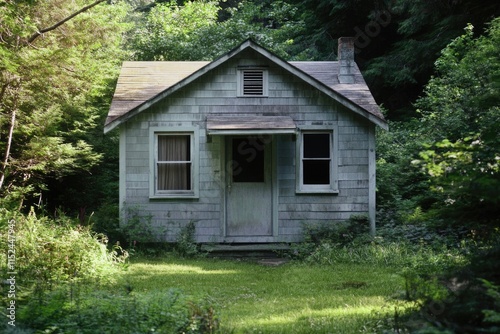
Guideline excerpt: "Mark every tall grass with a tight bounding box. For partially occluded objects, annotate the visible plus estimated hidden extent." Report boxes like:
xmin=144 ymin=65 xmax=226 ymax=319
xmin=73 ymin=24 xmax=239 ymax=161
xmin=0 ymin=208 xmax=218 ymax=333
xmin=0 ymin=208 xmax=127 ymax=287
xmin=15 ymin=282 xmax=217 ymax=334
xmin=304 ymin=240 xmax=469 ymax=270
xmin=295 ymin=218 xmax=473 ymax=272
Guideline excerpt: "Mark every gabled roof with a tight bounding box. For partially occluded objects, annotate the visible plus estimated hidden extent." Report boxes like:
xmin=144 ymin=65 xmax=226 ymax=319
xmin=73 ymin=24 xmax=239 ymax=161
xmin=104 ymin=39 xmax=387 ymax=133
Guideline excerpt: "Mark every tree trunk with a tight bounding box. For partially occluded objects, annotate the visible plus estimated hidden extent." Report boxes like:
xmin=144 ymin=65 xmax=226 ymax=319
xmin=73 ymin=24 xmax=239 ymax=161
xmin=0 ymin=108 xmax=16 ymax=191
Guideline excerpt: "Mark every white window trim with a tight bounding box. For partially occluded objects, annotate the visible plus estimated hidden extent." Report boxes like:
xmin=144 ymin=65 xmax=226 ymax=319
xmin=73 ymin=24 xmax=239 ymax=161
xmin=149 ymin=127 xmax=199 ymax=199
xmin=237 ymin=68 xmax=269 ymax=97
xmin=296 ymin=126 xmax=339 ymax=194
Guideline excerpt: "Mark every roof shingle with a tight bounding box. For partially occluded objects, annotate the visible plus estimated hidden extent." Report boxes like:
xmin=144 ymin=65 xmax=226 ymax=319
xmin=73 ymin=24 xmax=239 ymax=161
xmin=105 ymin=41 xmax=386 ymax=132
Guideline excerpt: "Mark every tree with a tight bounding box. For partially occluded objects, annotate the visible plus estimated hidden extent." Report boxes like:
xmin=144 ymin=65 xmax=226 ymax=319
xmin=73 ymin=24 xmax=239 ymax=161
xmin=412 ymin=18 xmax=500 ymax=225
xmin=365 ymin=0 xmax=500 ymax=119
xmin=128 ymin=0 xmax=306 ymax=61
xmin=129 ymin=0 xmax=221 ymax=61
xmin=285 ymin=0 xmax=499 ymax=119
xmin=0 ymin=0 xmax=131 ymax=208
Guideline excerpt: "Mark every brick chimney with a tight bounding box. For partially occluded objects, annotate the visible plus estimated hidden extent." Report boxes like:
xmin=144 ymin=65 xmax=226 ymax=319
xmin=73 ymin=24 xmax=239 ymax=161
xmin=337 ymin=37 xmax=355 ymax=84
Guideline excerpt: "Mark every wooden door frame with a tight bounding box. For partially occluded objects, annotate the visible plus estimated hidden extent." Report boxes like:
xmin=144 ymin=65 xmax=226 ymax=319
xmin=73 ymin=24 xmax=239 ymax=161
xmin=220 ymin=135 xmax=278 ymax=242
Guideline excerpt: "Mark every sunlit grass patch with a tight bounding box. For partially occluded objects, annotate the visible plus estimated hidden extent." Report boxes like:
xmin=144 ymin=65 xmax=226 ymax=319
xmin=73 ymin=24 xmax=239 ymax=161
xmin=123 ymin=256 xmax=404 ymax=333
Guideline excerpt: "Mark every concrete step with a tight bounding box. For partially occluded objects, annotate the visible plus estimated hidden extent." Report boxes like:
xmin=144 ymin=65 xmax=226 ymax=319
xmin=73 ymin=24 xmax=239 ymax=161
xmin=201 ymin=243 xmax=290 ymax=259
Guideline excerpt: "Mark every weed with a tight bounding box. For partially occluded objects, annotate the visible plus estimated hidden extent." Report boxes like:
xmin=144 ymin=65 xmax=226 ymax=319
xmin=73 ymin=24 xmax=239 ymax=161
xmin=289 ymin=215 xmax=370 ymax=260
xmin=301 ymin=215 xmax=370 ymax=247
xmin=175 ymin=220 xmax=200 ymax=258
xmin=188 ymin=299 xmax=219 ymax=333
xmin=10 ymin=281 xmax=218 ymax=333
xmin=120 ymin=204 xmax=157 ymax=249
xmin=0 ymin=207 xmax=127 ymax=290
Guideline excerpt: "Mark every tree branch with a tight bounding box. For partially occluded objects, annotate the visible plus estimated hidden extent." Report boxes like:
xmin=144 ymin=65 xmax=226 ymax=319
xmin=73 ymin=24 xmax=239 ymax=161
xmin=27 ymin=0 xmax=108 ymax=44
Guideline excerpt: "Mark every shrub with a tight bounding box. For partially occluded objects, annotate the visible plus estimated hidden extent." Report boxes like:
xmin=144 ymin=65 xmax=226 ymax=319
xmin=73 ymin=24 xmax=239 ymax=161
xmin=91 ymin=202 xmax=122 ymax=245
xmin=0 ymin=208 xmax=127 ymax=289
xmin=293 ymin=214 xmax=472 ymax=272
xmin=374 ymin=236 xmax=500 ymax=333
xmin=120 ymin=204 xmax=158 ymax=250
xmin=302 ymin=215 xmax=369 ymax=245
xmin=175 ymin=221 xmax=200 ymax=258
xmin=0 ymin=207 xmax=218 ymax=334
xmin=289 ymin=215 xmax=371 ymax=259
xmin=11 ymin=283 xmax=218 ymax=333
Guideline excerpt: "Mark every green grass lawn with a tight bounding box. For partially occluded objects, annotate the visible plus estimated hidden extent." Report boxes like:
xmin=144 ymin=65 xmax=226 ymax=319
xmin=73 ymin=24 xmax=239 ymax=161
xmin=122 ymin=256 xmax=404 ymax=333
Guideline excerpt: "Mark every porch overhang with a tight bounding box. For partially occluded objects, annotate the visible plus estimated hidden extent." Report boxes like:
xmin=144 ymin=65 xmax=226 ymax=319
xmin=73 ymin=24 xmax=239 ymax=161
xmin=206 ymin=116 xmax=296 ymax=135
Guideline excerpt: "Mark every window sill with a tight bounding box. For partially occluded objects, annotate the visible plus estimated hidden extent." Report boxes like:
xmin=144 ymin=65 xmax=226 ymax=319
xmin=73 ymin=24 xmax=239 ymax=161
xmin=150 ymin=192 xmax=198 ymax=200
xmin=236 ymin=95 xmax=269 ymax=98
xmin=295 ymin=188 xmax=339 ymax=195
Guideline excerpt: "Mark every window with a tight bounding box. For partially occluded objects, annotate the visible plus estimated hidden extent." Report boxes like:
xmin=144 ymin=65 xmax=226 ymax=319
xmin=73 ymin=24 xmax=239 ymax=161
xmin=150 ymin=128 xmax=198 ymax=198
xmin=231 ymin=137 xmax=266 ymax=183
xmin=157 ymin=135 xmax=191 ymax=191
xmin=296 ymin=130 xmax=338 ymax=193
xmin=237 ymin=69 xmax=268 ymax=97
xmin=302 ymin=133 xmax=330 ymax=185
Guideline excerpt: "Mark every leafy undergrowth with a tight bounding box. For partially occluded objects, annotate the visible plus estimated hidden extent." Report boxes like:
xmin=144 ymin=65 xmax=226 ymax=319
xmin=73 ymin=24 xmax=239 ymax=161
xmin=11 ymin=281 xmax=217 ymax=334
xmin=0 ymin=209 xmax=217 ymax=334
xmin=124 ymin=256 xmax=405 ymax=333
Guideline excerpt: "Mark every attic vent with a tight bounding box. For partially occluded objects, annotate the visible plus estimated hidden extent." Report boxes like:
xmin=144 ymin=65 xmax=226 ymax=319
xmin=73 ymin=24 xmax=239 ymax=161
xmin=238 ymin=69 xmax=268 ymax=97
xmin=243 ymin=70 xmax=263 ymax=95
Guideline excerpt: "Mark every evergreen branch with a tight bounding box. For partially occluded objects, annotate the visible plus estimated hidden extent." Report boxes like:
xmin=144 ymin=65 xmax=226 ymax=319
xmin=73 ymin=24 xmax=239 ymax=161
xmin=27 ymin=0 xmax=108 ymax=44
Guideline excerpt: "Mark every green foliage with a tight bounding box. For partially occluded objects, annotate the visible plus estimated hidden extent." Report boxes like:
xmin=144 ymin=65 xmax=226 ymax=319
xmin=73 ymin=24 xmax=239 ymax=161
xmin=119 ymin=204 xmax=162 ymax=252
xmin=0 ymin=205 xmax=215 ymax=333
xmin=0 ymin=207 xmax=128 ymax=290
xmin=12 ymin=283 xmax=218 ymax=333
xmin=208 ymin=0 xmax=306 ymax=59
xmin=0 ymin=0 xmax=132 ymax=208
xmin=482 ymin=279 xmax=500 ymax=327
xmin=285 ymin=0 xmax=499 ymax=117
xmin=129 ymin=0 xmax=220 ymax=61
xmin=413 ymin=18 xmax=500 ymax=225
xmin=175 ymin=220 xmax=200 ymax=258
xmin=375 ymin=17 xmax=500 ymax=236
xmin=290 ymin=215 xmax=370 ymax=259
xmin=370 ymin=0 xmax=499 ymax=117
xmin=128 ymin=0 xmax=306 ymax=61
xmin=302 ymin=235 xmax=469 ymax=271
xmin=304 ymin=215 xmax=369 ymax=245
xmin=390 ymin=239 xmax=500 ymax=333
xmin=91 ymin=202 xmax=121 ymax=244
xmin=375 ymin=120 xmax=436 ymax=224
xmin=295 ymin=221 xmax=499 ymax=333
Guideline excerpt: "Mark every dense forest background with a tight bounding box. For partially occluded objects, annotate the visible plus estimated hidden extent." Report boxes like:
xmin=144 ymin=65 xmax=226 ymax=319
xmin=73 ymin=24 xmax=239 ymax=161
xmin=1 ymin=0 xmax=499 ymax=232
xmin=1 ymin=1 xmax=499 ymax=332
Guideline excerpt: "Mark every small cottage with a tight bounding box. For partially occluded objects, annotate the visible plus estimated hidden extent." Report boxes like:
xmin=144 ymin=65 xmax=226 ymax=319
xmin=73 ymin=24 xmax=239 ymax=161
xmin=104 ymin=38 xmax=387 ymax=243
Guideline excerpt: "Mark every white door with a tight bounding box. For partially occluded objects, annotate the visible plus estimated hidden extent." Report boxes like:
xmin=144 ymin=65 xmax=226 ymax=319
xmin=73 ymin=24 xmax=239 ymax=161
xmin=226 ymin=136 xmax=273 ymax=236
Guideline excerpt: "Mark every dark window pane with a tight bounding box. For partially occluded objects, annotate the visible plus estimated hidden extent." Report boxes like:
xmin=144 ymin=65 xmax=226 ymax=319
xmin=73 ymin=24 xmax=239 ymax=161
xmin=232 ymin=138 xmax=265 ymax=182
xmin=304 ymin=133 xmax=330 ymax=158
xmin=303 ymin=160 xmax=330 ymax=185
